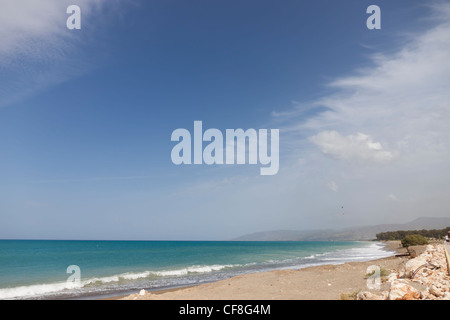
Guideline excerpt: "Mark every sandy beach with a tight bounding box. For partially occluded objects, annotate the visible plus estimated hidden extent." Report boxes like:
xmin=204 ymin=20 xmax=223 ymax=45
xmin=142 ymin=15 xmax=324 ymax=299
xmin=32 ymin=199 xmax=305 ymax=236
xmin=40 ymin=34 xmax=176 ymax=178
xmin=119 ymin=241 xmax=433 ymax=300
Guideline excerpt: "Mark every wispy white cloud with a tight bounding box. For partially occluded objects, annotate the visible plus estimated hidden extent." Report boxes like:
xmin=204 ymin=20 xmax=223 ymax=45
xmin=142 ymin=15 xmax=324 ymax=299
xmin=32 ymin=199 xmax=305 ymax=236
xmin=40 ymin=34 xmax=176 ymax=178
xmin=0 ymin=0 xmax=108 ymax=57
xmin=387 ymin=194 xmax=398 ymax=201
xmin=0 ymin=0 xmax=113 ymax=107
xmin=277 ymin=3 xmax=450 ymax=167
xmin=326 ymin=181 xmax=338 ymax=192
xmin=310 ymin=131 xmax=397 ymax=164
xmin=31 ymin=174 xmax=160 ymax=184
xmin=262 ymin=2 xmax=450 ymax=226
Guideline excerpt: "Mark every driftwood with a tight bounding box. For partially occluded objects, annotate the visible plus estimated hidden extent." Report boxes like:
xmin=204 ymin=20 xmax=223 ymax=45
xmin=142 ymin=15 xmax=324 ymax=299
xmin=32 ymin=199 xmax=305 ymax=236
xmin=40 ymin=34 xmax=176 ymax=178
xmin=410 ymin=262 xmax=439 ymax=280
xmin=395 ymin=247 xmax=416 ymax=258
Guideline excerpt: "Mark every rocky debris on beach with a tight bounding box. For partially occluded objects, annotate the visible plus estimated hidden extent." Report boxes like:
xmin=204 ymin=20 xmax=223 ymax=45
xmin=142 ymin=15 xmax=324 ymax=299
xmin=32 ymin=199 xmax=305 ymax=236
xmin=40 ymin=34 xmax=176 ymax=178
xmin=122 ymin=289 xmax=151 ymax=300
xmin=139 ymin=289 xmax=148 ymax=296
xmin=357 ymin=244 xmax=450 ymax=300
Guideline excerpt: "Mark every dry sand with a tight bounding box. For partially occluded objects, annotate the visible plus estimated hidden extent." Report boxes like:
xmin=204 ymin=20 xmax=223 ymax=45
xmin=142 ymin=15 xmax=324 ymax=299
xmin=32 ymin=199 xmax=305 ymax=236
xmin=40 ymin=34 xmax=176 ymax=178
xmin=119 ymin=241 xmax=426 ymax=300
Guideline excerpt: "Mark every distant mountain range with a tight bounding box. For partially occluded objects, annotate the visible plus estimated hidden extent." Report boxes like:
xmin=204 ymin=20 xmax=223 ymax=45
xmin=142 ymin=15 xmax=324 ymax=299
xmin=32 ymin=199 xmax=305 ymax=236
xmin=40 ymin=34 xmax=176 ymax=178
xmin=232 ymin=217 xmax=450 ymax=241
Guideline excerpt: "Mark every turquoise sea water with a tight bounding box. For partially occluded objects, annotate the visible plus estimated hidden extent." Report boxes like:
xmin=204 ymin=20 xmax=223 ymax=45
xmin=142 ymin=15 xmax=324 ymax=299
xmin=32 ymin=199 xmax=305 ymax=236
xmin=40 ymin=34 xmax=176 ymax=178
xmin=0 ymin=240 xmax=394 ymax=299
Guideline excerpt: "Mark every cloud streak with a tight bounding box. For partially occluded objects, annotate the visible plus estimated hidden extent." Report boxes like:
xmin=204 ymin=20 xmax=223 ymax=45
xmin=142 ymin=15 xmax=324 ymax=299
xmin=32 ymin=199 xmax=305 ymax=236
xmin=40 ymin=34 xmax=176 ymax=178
xmin=0 ymin=0 xmax=108 ymax=57
xmin=30 ymin=174 xmax=161 ymax=184
xmin=277 ymin=3 xmax=450 ymax=167
xmin=310 ymin=131 xmax=397 ymax=164
xmin=261 ymin=1 xmax=450 ymax=226
xmin=0 ymin=0 xmax=112 ymax=107
xmin=326 ymin=181 xmax=338 ymax=192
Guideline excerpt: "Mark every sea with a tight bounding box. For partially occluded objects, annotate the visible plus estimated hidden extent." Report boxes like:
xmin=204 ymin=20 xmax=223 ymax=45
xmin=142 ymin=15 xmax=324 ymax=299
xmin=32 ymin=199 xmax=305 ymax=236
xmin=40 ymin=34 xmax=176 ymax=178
xmin=0 ymin=240 xmax=395 ymax=300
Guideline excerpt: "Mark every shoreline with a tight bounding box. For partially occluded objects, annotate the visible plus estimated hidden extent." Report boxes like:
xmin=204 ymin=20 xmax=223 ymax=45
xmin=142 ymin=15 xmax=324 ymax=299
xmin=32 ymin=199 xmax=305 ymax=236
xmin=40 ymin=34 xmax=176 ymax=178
xmin=116 ymin=241 xmax=412 ymax=300
xmin=1 ymin=240 xmax=393 ymax=300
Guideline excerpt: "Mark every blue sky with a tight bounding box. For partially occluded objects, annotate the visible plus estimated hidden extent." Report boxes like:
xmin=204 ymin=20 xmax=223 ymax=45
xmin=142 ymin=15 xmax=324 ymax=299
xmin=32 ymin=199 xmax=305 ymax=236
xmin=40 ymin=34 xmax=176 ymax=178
xmin=1 ymin=0 xmax=449 ymax=240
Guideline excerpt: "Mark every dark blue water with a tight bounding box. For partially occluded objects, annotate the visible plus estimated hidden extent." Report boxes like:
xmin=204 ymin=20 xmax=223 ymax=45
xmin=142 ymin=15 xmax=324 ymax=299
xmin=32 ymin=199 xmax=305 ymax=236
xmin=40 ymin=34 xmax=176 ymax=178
xmin=0 ymin=240 xmax=394 ymax=299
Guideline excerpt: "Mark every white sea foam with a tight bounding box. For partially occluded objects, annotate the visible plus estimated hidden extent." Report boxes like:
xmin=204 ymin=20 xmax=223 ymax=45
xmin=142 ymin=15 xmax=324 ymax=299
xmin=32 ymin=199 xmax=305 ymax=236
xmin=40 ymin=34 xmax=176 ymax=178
xmin=0 ymin=281 xmax=82 ymax=300
xmin=121 ymin=271 xmax=151 ymax=280
xmin=298 ymin=242 xmax=394 ymax=266
xmin=0 ymin=264 xmax=238 ymax=300
xmin=152 ymin=264 xmax=235 ymax=277
xmin=83 ymin=275 xmax=120 ymax=285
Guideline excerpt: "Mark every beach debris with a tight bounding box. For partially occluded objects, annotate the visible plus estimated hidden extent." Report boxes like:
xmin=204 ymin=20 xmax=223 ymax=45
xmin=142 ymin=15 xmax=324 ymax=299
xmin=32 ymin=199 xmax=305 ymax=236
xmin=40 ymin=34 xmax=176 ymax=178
xmin=405 ymin=258 xmax=427 ymax=277
xmin=386 ymin=273 xmax=398 ymax=283
xmin=388 ymin=280 xmax=420 ymax=300
xmin=139 ymin=289 xmax=148 ymax=296
xmin=357 ymin=244 xmax=450 ymax=300
xmin=356 ymin=291 xmax=386 ymax=300
xmin=429 ymin=285 xmax=444 ymax=297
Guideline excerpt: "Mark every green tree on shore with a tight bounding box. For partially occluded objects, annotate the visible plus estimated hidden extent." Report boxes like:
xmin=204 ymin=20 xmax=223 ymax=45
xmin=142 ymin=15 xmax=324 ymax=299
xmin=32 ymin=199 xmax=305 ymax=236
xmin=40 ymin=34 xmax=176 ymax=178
xmin=401 ymin=234 xmax=428 ymax=247
xmin=376 ymin=227 xmax=450 ymax=241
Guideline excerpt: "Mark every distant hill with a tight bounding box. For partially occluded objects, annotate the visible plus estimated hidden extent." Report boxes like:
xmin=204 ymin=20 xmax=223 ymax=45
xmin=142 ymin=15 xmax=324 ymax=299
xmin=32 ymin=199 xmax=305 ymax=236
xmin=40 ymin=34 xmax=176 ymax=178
xmin=233 ymin=217 xmax=450 ymax=241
